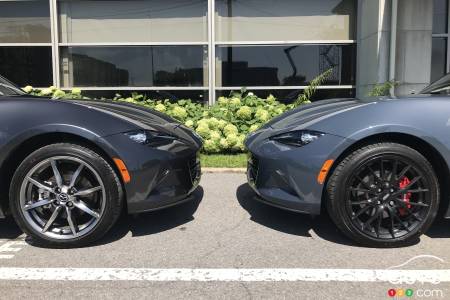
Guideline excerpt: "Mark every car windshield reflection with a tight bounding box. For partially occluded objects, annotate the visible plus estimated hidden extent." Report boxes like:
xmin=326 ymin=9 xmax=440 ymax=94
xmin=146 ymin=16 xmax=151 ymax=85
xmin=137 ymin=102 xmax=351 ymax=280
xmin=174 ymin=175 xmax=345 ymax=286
xmin=421 ymin=73 xmax=450 ymax=94
xmin=0 ymin=75 xmax=25 ymax=96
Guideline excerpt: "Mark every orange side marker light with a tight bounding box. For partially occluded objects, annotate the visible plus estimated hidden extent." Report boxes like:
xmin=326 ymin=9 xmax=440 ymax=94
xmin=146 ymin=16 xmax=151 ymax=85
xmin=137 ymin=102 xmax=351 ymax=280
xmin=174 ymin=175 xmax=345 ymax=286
xmin=317 ymin=159 xmax=334 ymax=184
xmin=113 ymin=158 xmax=131 ymax=183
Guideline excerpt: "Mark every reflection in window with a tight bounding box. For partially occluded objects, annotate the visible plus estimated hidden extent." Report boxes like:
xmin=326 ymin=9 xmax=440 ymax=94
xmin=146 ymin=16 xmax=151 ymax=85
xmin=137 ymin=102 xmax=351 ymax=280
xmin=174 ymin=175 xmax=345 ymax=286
xmin=216 ymin=44 xmax=356 ymax=87
xmin=433 ymin=0 xmax=448 ymax=34
xmin=216 ymin=0 xmax=356 ymax=42
xmin=81 ymin=90 xmax=207 ymax=103
xmin=59 ymin=0 xmax=208 ymax=43
xmin=217 ymin=89 xmax=355 ymax=103
xmin=0 ymin=47 xmax=52 ymax=87
xmin=60 ymin=46 xmax=208 ymax=87
xmin=431 ymin=38 xmax=447 ymax=82
xmin=0 ymin=0 xmax=51 ymax=43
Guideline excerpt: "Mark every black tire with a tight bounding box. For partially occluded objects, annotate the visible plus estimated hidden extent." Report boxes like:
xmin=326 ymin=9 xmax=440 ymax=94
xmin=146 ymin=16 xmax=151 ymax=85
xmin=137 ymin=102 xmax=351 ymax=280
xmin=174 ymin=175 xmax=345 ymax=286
xmin=327 ymin=142 xmax=439 ymax=247
xmin=9 ymin=143 xmax=123 ymax=248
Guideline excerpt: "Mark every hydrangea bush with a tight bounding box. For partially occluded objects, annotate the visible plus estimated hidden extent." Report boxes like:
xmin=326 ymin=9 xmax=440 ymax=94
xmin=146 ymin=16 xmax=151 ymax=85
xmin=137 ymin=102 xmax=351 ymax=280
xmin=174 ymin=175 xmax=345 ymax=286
xmin=23 ymin=87 xmax=305 ymax=154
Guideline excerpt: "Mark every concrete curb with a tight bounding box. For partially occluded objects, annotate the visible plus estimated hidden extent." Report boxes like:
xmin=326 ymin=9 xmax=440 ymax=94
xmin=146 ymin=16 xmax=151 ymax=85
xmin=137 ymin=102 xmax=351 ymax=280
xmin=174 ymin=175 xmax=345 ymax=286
xmin=202 ymin=168 xmax=246 ymax=174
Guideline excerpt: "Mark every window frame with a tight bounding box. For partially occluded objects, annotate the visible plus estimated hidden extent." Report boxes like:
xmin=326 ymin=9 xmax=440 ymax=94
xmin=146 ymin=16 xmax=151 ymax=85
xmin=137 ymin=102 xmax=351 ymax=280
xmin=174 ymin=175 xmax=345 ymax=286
xmin=1 ymin=0 xmax=357 ymax=103
xmin=432 ymin=0 xmax=450 ymax=80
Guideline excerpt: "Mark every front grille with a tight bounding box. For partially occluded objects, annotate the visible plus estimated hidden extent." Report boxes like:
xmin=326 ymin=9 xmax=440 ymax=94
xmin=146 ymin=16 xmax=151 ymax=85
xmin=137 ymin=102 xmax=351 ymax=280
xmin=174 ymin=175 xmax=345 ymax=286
xmin=188 ymin=154 xmax=201 ymax=185
xmin=247 ymin=154 xmax=259 ymax=183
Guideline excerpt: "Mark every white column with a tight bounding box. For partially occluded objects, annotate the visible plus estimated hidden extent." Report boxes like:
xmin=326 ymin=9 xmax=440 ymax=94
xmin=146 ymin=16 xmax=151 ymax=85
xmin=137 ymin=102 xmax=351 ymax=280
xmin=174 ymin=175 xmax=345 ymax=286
xmin=394 ymin=0 xmax=433 ymax=95
xmin=207 ymin=0 xmax=216 ymax=105
xmin=356 ymin=0 xmax=391 ymax=98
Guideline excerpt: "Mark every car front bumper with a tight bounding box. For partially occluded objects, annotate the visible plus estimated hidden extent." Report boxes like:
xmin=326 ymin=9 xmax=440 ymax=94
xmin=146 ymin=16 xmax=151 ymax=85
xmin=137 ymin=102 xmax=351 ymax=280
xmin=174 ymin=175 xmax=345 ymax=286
xmin=246 ymin=132 xmax=349 ymax=215
xmin=104 ymin=133 xmax=201 ymax=214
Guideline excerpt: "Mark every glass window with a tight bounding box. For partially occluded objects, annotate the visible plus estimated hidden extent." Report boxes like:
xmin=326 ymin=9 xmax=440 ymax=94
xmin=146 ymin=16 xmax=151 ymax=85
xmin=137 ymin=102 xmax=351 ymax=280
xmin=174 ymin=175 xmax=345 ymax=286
xmin=82 ymin=90 xmax=207 ymax=103
xmin=433 ymin=0 xmax=448 ymax=34
xmin=60 ymin=46 xmax=208 ymax=87
xmin=217 ymin=89 xmax=355 ymax=104
xmin=215 ymin=0 xmax=356 ymax=42
xmin=431 ymin=38 xmax=447 ymax=82
xmin=216 ymin=44 xmax=356 ymax=87
xmin=0 ymin=0 xmax=51 ymax=43
xmin=0 ymin=47 xmax=52 ymax=87
xmin=58 ymin=0 xmax=208 ymax=43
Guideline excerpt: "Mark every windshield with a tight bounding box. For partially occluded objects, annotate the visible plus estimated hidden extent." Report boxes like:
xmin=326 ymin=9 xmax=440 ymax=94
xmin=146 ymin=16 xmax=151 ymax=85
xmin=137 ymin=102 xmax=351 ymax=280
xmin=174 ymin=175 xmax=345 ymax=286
xmin=0 ymin=75 xmax=25 ymax=96
xmin=421 ymin=73 xmax=450 ymax=94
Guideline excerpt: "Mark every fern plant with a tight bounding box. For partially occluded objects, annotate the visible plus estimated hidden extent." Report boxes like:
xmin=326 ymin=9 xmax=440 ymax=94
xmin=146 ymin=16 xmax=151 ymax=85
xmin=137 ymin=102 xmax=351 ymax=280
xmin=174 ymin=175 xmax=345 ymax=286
xmin=294 ymin=68 xmax=333 ymax=107
xmin=368 ymin=81 xmax=399 ymax=97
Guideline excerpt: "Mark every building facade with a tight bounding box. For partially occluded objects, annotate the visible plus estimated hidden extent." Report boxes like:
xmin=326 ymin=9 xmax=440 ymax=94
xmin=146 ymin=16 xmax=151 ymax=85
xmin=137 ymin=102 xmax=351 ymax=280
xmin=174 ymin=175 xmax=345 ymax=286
xmin=0 ymin=0 xmax=445 ymax=103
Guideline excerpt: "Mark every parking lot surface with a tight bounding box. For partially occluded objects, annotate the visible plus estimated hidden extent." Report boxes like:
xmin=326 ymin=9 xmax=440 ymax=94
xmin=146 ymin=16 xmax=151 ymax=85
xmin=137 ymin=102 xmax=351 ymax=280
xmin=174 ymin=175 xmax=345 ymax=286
xmin=0 ymin=173 xmax=449 ymax=299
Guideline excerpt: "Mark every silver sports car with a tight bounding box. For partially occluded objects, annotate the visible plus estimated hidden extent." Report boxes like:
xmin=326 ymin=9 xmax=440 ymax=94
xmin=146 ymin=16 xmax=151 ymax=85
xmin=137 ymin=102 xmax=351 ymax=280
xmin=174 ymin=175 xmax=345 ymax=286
xmin=246 ymin=74 xmax=450 ymax=247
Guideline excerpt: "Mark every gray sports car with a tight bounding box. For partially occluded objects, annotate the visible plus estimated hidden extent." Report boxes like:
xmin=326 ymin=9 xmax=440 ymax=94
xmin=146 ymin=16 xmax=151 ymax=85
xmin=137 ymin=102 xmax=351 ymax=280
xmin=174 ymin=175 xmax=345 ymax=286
xmin=246 ymin=74 xmax=450 ymax=247
xmin=0 ymin=75 xmax=202 ymax=247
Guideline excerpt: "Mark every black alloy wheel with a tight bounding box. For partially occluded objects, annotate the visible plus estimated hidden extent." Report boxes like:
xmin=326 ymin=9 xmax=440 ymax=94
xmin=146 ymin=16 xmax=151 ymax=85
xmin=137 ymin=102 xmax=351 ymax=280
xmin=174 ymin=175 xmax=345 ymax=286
xmin=327 ymin=143 xmax=439 ymax=247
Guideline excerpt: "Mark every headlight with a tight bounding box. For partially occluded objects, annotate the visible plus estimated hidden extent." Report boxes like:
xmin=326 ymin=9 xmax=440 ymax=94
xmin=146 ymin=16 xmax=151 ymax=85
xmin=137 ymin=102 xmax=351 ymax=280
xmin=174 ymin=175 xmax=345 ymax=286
xmin=125 ymin=130 xmax=176 ymax=147
xmin=270 ymin=130 xmax=324 ymax=147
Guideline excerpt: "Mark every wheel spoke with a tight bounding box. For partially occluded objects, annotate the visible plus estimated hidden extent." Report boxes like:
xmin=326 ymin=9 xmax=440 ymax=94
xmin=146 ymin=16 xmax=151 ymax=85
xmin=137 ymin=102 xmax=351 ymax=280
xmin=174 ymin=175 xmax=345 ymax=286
xmin=367 ymin=165 xmax=381 ymax=181
xmin=50 ymin=159 xmax=64 ymax=188
xmin=375 ymin=213 xmax=382 ymax=238
xmin=394 ymin=197 xmax=429 ymax=207
xmin=24 ymin=199 xmax=52 ymax=211
xmin=392 ymin=213 xmax=410 ymax=232
xmin=69 ymin=164 xmax=84 ymax=189
xmin=392 ymin=176 xmax=423 ymax=197
xmin=73 ymin=200 xmax=100 ymax=219
xmin=66 ymin=207 xmax=77 ymax=236
xmin=380 ymin=160 xmax=385 ymax=181
xmin=386 ymin=208 xmax=396 ymax=238
xmin=351 ymin=198 xmax=376 ymax=206
xmin=73 ymin=186 xmax=102 ymax=197
xmin=404 ymin=188 xmax=429 ymax=194
xmin=406 ymin=201 xmax=430 ymax=208
xmin=355 ymin=175 xmax=371 ymax=190
xmin=402 ymin=176 xmax=422 ymax=189
xmin=397 ymin=165 xmax=411 ymax=182
xmin=350 ymin=187 xmax=375 ymax=194
xmin=352 ymin=205 xmax=372 ymax=219
xmin=42 ymin=206 xmax=62 ymax=233
xmin=389 ymin=160 xmax=399 ymax=184
xmin=362 ymin=208 xmax=380 ymax=230
xmin=27 ymin=177 xmax=55 ymax=194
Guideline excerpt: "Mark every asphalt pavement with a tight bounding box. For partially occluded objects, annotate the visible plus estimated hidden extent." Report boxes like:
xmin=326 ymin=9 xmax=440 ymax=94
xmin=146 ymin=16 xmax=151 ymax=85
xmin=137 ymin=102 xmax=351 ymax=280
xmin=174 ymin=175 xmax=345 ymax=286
xmin=0 ymin=173 xmax=449 ymax=299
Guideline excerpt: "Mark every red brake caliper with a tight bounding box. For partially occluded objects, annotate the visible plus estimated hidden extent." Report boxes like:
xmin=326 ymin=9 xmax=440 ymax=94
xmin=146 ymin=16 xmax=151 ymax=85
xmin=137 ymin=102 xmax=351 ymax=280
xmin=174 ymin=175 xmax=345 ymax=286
xmin=398 ymin=177 xmax=411 ymax=216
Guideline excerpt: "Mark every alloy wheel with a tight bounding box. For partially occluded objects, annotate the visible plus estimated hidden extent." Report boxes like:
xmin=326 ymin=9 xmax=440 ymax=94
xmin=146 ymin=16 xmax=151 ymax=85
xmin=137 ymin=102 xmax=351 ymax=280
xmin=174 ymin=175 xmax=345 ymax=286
xmin=345 ymin=155 xmax=432 ymax=240
xmin=19 ymin=156 xmax=106 ymax=240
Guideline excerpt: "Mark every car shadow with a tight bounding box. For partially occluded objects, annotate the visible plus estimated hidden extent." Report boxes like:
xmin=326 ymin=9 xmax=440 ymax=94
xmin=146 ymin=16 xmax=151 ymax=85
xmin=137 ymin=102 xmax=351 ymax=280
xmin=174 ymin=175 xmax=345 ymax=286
xmin=236 ymin=183 xmax=422 ymax=248
xmin=26 ymin=186 xmax=204 ymax=248
xmin=0 ymin=217 xmax=23 ymax=240
xmin=93 ymin=186 xmax=204 ymax=246
xmin=426 ymin=218 xmax=450 ymax=239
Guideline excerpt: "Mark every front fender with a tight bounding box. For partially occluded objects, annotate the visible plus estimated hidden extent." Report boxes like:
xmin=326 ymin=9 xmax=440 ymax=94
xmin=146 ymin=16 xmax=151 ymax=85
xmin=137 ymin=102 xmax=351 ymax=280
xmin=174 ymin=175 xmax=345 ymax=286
xmin=0 ymin=124 xmax=122 ymax=171
xmin=323 ymin=125 xmax=450 ymax=219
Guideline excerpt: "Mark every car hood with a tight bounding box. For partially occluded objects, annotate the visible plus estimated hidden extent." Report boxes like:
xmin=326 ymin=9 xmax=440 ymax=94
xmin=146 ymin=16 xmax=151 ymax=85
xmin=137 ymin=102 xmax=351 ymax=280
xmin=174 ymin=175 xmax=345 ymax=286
xmin=70 ymin=100 xmax=202 ymax=147
xmin=261 ymin=98 xmax=368 ymax=130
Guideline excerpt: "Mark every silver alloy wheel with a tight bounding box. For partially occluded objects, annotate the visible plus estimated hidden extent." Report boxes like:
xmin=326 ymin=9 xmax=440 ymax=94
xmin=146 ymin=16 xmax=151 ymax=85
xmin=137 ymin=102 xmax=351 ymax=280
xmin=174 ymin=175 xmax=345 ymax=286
xmin=19 ymin=156 xmax=106 ymax=240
